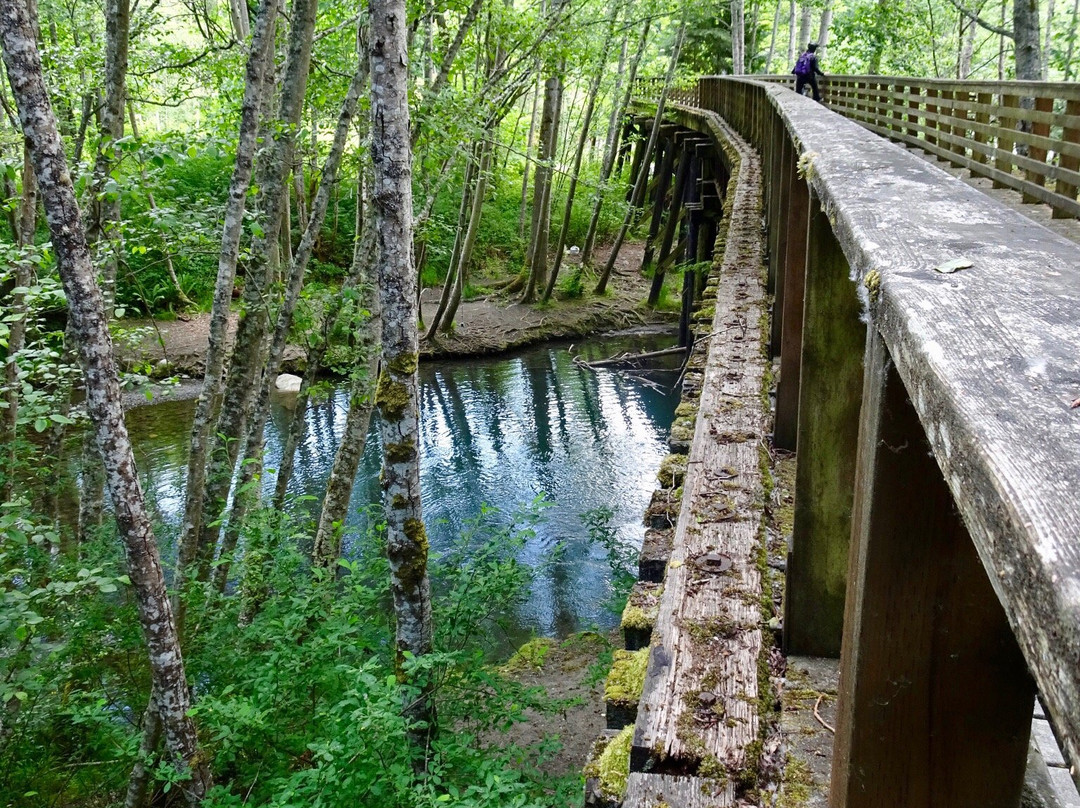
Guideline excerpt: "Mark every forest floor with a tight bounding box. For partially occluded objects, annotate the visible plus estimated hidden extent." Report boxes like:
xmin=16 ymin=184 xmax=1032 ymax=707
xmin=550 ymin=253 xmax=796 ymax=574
xmin=496 ymin=631 xmax=615 ymax=783
xmin=119 ymin=241 xmax=674 ymax=391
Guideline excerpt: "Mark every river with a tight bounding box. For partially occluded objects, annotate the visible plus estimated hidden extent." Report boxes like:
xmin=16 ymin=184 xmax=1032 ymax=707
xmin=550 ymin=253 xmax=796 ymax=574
xmin=124 ymin=331 xmax=680 ymax=639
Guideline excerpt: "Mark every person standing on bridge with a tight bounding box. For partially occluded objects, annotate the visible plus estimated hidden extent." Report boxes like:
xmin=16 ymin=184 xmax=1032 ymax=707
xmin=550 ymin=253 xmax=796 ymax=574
xmin=792 ymin=42 xmax=826 ymax=102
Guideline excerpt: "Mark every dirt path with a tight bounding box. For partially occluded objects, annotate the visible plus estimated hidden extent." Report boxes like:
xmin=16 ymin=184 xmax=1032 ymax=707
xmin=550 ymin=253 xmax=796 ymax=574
xmin=119 ymin=242 xmax=672 ymax=378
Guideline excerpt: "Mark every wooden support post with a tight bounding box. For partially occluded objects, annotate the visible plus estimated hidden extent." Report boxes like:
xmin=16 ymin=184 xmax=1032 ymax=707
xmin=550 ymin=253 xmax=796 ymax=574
xmin=648 ymin=143 xmax=691 ymax=307
xmin=783 ymin=193 xmax=866 ymax=658
xmin=640 ymin=138 xmax=678 ymax=269
xmin=949 ymin=90 xmax=968 ymax=164
xmin=773 ymin=139 xmax=807 ymax=451
xmin=679 ymin=154 xmax=702 ymax=348
xmin=770 ymin=127 xmax=792 ymax=359
xmin=626 ymin=123 xmax=649 ymax=202
xmin=766 ymin=112 xmax=784 ymax=299
xmin=829 ymin=329 xmax=1035 ymax=808
xmin=993 ymin=95 xmax=1017 ymax=189
xmin=1022 ymin=96 xmax=1054 ymax=203
xmin=1054 ymin=98 xmax=1080 ymax=219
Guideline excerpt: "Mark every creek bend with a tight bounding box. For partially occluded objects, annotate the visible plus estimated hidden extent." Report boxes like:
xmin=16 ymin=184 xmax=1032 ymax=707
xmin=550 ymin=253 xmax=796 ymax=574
xmin=124 ymin=332 xmax=680 ymax=640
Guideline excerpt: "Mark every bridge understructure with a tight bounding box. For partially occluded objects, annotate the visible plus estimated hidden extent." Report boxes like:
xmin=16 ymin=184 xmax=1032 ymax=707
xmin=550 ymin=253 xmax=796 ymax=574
xmin=588 ymin=77 xmax=1080 ymax=807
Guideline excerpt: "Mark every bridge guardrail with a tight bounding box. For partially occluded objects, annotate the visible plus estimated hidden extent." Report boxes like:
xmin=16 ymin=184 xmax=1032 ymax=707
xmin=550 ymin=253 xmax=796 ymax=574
xmin=637 ymin=74 xmax=1080 ymax=219
xmin=635 ymin=74 xmax=1080 ymax=803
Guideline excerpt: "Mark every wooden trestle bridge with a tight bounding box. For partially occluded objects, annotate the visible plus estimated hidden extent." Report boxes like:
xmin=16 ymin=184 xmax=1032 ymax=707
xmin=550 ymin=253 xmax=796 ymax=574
xmin=589 ymin=76 xmax=1080 ymax=807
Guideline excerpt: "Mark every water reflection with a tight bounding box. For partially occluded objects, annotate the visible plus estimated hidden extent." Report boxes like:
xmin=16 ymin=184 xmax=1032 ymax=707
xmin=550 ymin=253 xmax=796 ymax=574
xmin=125 ymin=334 xmax=680 ymax=638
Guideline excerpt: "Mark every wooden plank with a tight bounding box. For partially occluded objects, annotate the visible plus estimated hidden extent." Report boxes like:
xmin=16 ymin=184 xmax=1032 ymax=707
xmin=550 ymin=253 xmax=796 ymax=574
xmin=830 ymin=330 xmax=1035 ymax=807
xmin=972 ymin=91 xmax=992 ymax=164
xmin=783 ymin=194 xmax=866 ymax=658
xmin=624 ymin=773 xmax=733 ymax=807
xmin=631 ymin=111 xmax=766 ymax=781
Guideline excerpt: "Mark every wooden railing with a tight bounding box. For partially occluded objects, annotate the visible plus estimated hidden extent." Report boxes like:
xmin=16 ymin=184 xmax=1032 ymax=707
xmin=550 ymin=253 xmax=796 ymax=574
xmin=638 ymin=74 xmax=1080 ymax=219
xmin=634 ymin=75 xmax=1080 ymax=805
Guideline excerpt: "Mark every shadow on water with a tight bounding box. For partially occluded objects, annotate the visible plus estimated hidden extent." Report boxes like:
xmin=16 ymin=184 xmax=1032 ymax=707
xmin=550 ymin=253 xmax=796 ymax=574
xmin=124 ymin=331 xmax=681 ymax=642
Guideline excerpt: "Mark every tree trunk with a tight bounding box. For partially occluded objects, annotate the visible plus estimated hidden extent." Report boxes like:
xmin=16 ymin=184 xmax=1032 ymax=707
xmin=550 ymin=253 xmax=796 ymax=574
xmin=730 ymin=0 xmax=745 ymax=74
xmin=229 ymin=0 xmax=250 ymax=40
xmin=958 ymin=15 xmax=976 ymax=77
xmin=368 ymin=0 xmax=436 ymax=762
xmin=0 ymin=1 xmax=211 ymax=798
xmin=518 ymin=74 xmax=541 ymax=238
xmin=798 ymin=2 xmax=811 ymax=51
xmin=765 ymin=0 xmax=782 ymax=71
xmin=1041 ymin=0 xmax=1054 ymax=78
xmin=583 ymin=16 xmax=647 ymax=266
xmin=274 ymin=176 xmax=374 ymax=509
xmin=595 ymin=20 xmax=686 ymax=296
xmin=544 ymin=9 xmax=617 ymax=301
xmin=216 ymin=46 xmax=366 ymax=595
xmin=424 ymin=149 xmax=477 ymax=338
xmin=311 ymin=277 xmax=379 ymax=569
xmin=191 ymin=0 xmax=318 ymax=583
xmin=441 ymin=136 xmax=493 ymax=328
xmin=1064 ymin=0 xmax=1079 ymax=80
xmin=817 ymin=0 xmax=833 ymax=54
xmin=521 ymin=68 xmax=563 ymax=303
xmin=787 ymin=0 xmax=796 ymax=64
xmin=175 ymin=0 xmax=278 ymax=605
xmin=87 ymin=0 xmax=128 ymax=307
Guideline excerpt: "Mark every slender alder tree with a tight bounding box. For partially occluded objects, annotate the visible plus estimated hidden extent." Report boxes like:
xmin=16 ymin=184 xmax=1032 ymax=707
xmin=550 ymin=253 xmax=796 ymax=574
xmin=368 ymin=0 xmax=436 ymax=763
xmin=0 ymin=0 xmax=212 ymax=799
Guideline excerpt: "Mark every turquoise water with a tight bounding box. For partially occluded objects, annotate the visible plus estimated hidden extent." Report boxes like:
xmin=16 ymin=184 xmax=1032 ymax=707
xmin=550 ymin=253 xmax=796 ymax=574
xmin=126 ymin=333 xmax=681 ymax=637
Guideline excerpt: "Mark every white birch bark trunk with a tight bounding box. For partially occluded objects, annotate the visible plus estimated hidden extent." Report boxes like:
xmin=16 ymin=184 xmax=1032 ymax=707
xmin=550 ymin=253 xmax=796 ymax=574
xmin=0 ymin=1 xmax=211 ymax=799
xmin=368 ymin=0 xmax=436 ymax=760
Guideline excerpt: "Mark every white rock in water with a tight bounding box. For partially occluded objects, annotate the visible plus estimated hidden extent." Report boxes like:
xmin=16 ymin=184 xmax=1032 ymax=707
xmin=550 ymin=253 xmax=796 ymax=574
xmin=275 ymin=373 xmax=303 ymax=394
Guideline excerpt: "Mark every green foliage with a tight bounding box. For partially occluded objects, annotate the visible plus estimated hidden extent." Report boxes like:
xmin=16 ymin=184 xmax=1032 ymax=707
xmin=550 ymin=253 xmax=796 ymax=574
xmin=1 ymin=500 xmax=584 ymax=807
xmin=583 ymin=506 xmax=636 ymax=615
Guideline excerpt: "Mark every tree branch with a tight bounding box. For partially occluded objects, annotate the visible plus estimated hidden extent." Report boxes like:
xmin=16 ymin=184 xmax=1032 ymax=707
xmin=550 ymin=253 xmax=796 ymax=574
xmin=945 ymin=0 xmax=1013 ymax=39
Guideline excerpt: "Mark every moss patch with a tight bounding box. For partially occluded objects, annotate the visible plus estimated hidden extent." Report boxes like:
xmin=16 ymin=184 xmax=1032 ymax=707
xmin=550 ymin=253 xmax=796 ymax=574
xmin=657 ymin=454 xmax=688 ymax=488
xmin=375 ymin=370 xmax=410 ymax=421
xmin=621 ymin=584 xmax=662 ymax=631
xmin=593 ymin=725 xmax=633 ymax=800
xmin=605 ymin=648 xmax=650 ymax=706
xmin=501 ymin=637 xmax=556 ymax=673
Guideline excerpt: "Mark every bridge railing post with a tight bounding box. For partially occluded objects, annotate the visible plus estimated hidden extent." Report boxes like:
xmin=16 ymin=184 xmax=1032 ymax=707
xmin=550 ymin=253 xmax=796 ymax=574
xmin=773 ymin=137 xmax=808 ymax=453
xmin=1021 ymin=95 xmax=1055 ymax=203
xmin=782 ymin=192 xmax=866 ymax=658
xmin=992 ymin=93 xmax=1018 ymax=188
xmin=1055 ymin=97 xmax=1080 ymax=218
xmin=906 ymin=84 xmax=921 ymax=142
xmin=829 ymin=328 xmax=1036 ymax=808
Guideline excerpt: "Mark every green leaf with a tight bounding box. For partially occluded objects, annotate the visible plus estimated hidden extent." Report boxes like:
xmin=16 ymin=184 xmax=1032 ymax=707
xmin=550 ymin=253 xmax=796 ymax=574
xmin=33 ymin=418 xmax=48 ymax=433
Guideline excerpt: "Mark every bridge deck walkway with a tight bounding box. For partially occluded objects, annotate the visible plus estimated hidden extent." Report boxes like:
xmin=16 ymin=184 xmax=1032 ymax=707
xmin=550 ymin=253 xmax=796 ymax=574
xmin=900 ymin=143 xmax=1080 ymax=246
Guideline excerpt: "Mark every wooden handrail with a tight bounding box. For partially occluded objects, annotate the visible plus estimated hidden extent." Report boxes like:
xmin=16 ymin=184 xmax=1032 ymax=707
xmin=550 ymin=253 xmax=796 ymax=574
xmin=635 ymin=74 xmax=1080 ymax=220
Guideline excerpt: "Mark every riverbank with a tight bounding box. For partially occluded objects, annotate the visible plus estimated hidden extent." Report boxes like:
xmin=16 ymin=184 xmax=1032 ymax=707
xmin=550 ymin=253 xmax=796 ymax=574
xmin=119 ymin=243 xmax=674 ymax=394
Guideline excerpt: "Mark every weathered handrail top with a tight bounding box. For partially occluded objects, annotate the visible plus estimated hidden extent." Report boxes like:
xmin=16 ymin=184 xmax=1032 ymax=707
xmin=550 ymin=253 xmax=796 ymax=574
xmin=657 ymin=76 xmax=1080 ymax=771
xmin=693 ymin=73 xmax=1080 ymax=97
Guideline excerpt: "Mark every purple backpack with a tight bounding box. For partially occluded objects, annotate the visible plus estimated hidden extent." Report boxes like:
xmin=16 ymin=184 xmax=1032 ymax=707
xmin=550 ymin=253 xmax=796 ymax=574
xmin=793 ymin=52 xmax=812 ymax=76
